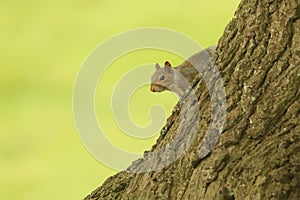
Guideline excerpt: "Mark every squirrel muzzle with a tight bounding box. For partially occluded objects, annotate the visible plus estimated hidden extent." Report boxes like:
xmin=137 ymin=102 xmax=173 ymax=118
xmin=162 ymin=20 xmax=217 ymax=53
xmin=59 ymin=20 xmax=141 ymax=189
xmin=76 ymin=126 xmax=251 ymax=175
xmin=150 ymin=83 xmax=168 ymax=92
xmin=150 ymin=84 xmax=158 ymax=92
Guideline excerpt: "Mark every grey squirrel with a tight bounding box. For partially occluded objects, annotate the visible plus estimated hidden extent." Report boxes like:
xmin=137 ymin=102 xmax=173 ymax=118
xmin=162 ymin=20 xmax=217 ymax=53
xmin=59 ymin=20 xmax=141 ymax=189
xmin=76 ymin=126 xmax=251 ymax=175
xmin=150 ymin=46 xmax=216 ymax=97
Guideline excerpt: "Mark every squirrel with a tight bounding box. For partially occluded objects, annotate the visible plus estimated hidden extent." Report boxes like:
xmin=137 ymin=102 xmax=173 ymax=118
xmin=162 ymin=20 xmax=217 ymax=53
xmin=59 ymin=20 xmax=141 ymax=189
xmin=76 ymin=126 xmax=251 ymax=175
xmin=150 ymin=46 xmax=216 ymax=97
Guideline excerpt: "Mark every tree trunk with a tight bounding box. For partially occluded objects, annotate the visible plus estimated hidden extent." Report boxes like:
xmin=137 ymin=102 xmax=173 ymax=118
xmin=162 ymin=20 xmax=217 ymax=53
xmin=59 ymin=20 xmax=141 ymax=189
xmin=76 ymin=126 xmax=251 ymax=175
xmin=85 ymin=0 xmax=300 ymax=199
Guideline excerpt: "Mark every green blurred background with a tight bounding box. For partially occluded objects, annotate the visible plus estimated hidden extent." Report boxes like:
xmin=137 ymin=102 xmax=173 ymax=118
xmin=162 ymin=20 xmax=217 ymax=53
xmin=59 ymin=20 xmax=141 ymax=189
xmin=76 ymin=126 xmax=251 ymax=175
xmin=0 ymin=0 xmax=240 ymax=199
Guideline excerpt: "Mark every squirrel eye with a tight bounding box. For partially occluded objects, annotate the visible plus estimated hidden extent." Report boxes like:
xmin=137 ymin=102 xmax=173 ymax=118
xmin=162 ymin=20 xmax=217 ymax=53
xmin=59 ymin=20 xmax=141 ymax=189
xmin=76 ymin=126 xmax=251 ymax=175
xmin=159 ymin=75 xmax=165 ymax=81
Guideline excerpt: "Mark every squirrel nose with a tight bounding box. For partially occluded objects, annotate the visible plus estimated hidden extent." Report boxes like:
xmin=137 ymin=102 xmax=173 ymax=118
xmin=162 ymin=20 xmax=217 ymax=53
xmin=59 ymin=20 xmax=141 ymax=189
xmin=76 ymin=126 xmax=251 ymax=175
xmin=150 ymin=85 xmax=156 ymax=92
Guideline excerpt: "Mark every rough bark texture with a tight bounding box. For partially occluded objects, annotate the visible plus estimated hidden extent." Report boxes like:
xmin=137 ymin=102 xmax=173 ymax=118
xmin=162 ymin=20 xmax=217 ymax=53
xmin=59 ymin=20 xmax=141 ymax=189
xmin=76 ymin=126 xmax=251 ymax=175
xmin=85 ymin=0 xmax=300 ymax=199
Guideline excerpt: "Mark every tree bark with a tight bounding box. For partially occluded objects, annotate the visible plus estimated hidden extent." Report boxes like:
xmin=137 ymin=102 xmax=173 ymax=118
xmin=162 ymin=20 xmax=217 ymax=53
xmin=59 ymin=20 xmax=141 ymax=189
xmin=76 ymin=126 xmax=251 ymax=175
xmin=85 ymin=0 xmax=300 ymax=199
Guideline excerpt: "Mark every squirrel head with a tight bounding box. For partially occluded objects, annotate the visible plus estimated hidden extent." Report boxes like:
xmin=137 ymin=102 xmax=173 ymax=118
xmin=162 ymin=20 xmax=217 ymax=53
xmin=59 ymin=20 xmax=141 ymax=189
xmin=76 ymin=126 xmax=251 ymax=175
xmin=150 ymin=61 xmax=175 ymax=93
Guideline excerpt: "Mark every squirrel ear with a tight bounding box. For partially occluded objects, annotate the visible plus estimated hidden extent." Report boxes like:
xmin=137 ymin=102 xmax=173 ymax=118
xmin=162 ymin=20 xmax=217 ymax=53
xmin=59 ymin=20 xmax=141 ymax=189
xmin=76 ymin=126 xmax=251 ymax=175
xmin=155 ymin=63 xmax=160 ymax=70
xmin=164 ymin=61 xmax=171 ymax=67
xmin=164 ymin=61 xmax=174 ymax=74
